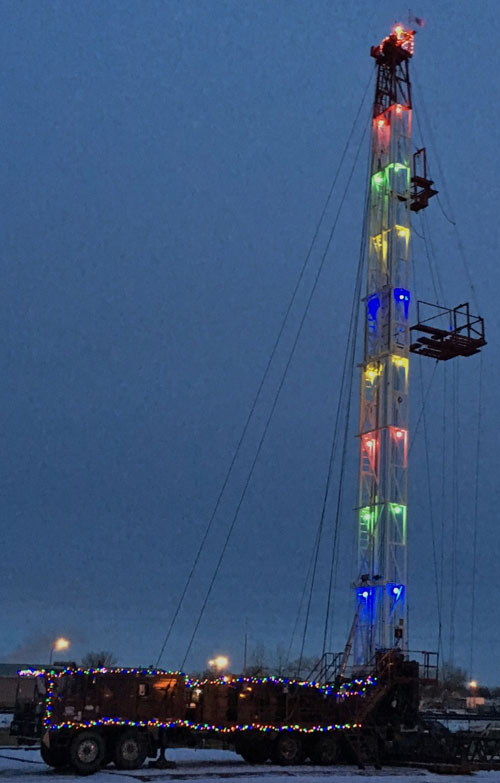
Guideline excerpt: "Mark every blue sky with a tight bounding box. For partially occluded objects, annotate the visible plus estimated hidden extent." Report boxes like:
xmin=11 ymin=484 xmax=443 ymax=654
xmin=1 ymin=1 xmax=498 ymax=684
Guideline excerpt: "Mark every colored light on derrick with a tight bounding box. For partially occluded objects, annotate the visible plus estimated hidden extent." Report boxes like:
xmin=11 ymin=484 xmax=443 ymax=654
xmin=395 ymin=430 xmax=404 ymax=439
xmin=357 ymin=587 xmax=376 ymax=603
xmin=388 ymin=505 xmax=407 ymax=543
xmin=393 ymin=288 xmax=410 ymax=318
xmin=391 ymin=355 xmax=408 ymax=370
xmin=390 ymin=583 xmax=404 ymax=597
xmin=365 ymin=363 xmax=381 ymax=383
xmin=367 ymin=295 xmax=381 ymax=322
xmin=360 ymin=507 xmax=375 ymax=529
xmin=390 ymin=584 xmax=404 ymax=601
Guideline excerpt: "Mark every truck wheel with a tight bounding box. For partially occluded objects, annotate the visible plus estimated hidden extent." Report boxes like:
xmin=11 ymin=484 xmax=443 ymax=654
xmin=69 ymin=730 xmax=105 ymax=775
xmin=235 ymin=735 xmax=272 ymax=763
xmin=40 ymin=742 xmax=69 ymax=768
xmin=309 ymin=735 xmax=338 ymax=765
xmin=114 ymin=729 xmax=148 ymax=770
xmin=272 ymin=733 xmax=302 ymax=765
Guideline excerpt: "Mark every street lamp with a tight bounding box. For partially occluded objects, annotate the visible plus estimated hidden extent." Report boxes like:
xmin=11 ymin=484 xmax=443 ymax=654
xmin=49 ymin=637 xmax=70 ymax=666
xmin=207 ymin=655 xmax=229 ymax=674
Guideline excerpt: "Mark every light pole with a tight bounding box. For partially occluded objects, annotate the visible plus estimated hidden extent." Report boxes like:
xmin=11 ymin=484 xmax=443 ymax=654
xmin=49 ymin=637 xmax=70 ymax=666
xmin=207 ymin=655 xmax=229 ymax=675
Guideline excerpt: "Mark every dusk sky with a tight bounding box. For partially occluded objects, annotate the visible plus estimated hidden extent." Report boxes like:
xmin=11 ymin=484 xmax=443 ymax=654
xmin=1 ymin=1 xmax=499 ymax=684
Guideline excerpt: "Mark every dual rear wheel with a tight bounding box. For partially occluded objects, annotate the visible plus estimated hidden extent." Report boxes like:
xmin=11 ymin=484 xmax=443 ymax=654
xmin=69 ymin=730 xmax=105 ymax=775
xmin=236 ymin=732 xmax=303 ymax=766
xmin=43 ymin=729 xmax=148 ymax=775
xmin=113 ymin=729 xmax=148 ymax=770
xmin=236 ymin=732 xmax=338 ymax=767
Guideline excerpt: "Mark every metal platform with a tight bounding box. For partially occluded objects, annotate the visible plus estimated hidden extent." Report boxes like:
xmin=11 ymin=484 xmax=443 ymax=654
xmin=410 ymin=148 xmax=438 ymax=212
xmin=410 ymin=301 xmax=486 ymax=361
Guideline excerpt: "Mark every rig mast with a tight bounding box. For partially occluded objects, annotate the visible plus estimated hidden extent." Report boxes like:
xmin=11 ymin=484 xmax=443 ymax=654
xmin=354 ymin=25 xmax=415 ymax=665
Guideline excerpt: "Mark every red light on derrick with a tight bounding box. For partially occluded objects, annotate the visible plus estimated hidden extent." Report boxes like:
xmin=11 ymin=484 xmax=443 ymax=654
xmin=377 ymin=119 xmax=386 ymax=129
xmin=395 ymin=430 xmax=404 ymax=439
xmin=395 ymin=105 xmax=402 ymax=115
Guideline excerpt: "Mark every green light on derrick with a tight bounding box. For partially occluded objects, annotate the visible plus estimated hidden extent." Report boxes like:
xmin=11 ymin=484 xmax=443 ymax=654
xmin=388 ymin=163 xmax=409 ymax=173
xmin=388 ymin=503 xmax=407 ymax=544
xmin=360 ymin=506 xmax=376 ymax=531
xmin=372 ymin=171 xmax=385 ymax=187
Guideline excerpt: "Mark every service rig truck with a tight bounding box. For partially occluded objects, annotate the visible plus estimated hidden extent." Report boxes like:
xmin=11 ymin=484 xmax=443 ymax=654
xmin=11 ymin=650 xmax=422 ymax=775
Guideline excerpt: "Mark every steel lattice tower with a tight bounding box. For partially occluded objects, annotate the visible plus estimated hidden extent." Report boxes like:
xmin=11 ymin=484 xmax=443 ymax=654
xmin=353 ymin=25 xmax=415 ymax=665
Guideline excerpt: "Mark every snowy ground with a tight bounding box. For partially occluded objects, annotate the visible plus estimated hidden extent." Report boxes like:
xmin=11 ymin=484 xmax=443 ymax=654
xmin=0 ymin=747 xmax=498 ymax=783
xmin=0 ymin=714 xmax=12 ymax=729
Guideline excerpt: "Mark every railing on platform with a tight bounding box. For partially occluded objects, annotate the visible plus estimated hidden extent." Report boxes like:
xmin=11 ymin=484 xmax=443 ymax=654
xmin=307 ymin=647 xmax=438 ymax=685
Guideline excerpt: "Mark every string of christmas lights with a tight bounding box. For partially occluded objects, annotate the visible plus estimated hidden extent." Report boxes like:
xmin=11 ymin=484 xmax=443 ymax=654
xmin=20 ymin=667 xmax=376 ymax=699
xmin=186 ymin=674 xmax=376 ymax=696
xmin=43 ymin=714 xmax=361 ymax=734
xmin=24 ymin=666 xmax=377 ymax=736
xmin=19 ymin=667 xmax=183 ymax=678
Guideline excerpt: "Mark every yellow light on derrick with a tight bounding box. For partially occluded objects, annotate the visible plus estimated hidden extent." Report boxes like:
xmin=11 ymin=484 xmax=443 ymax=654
xmin=365 ymin=363 xmax=381 ymax=383
xmin=391 ymin=355 xmax=408 ymax=370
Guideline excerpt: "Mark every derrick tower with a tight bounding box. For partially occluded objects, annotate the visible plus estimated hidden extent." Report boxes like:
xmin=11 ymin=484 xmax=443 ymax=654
xmin=354 ymin=25 xmax=415 ymax=665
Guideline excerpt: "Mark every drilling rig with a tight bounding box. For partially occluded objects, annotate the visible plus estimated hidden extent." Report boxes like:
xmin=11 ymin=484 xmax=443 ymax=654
xmin=353 ymin=24 xmax=485 ymax=667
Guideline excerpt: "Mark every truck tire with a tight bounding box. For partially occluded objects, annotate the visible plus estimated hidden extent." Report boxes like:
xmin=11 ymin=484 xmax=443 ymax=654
xmin=69 ymin=730 xmax=105 ymax=775
xmin=40 ymin=742 xmax=69 ymax=768
xmin=235 ymin=735 xmax=272 ymax=763
xmin=113 ymin=729 xmax=148 ymax=770
xmin=272 ymin=733 xmax=302 ymax=765
xmin=309 ymin=735 xmax=338 ymax=765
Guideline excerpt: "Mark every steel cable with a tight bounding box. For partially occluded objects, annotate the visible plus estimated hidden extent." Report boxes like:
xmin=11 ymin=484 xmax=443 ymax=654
xmin=179 ymin=91 xmax=372 ymax=672
xmin=155 ymin=69 xmax=374 ymax=667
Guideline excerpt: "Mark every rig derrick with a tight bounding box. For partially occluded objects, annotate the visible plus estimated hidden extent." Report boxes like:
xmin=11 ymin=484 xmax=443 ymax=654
xmin=353 ymin=23 xmax=486 ymax=669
